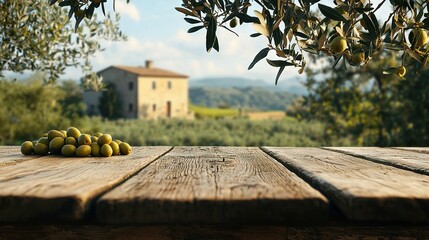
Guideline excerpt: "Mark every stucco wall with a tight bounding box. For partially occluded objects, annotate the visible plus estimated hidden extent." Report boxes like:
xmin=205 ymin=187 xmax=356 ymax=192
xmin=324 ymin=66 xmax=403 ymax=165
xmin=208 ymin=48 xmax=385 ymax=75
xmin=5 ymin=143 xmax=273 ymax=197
xmin=83 ymin=68 xmax=138 ymax=118
xmin=83 ymin=67 xmax=189 ymax=119
xmin=137 ymin=76 xmax=188 ymax=119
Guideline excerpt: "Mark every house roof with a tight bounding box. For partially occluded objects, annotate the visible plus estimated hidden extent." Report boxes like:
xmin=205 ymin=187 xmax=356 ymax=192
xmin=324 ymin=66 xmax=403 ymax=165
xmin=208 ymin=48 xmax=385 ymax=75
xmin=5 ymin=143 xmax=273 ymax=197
xmin=103 ymin=65 xmax=189 ymax=79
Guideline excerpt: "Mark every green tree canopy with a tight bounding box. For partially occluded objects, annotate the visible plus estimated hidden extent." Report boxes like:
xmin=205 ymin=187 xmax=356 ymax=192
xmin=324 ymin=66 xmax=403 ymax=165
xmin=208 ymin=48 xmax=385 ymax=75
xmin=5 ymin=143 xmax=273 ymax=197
xmin=53 ymin=0 xmax=429 ymax=84
xmin=0 ymin=0 xmax=126 ymax=88
xmin=290 ymin=49 xmax=429 ymax=147
xmin=98 ymin=83 xmax=123 ymax=119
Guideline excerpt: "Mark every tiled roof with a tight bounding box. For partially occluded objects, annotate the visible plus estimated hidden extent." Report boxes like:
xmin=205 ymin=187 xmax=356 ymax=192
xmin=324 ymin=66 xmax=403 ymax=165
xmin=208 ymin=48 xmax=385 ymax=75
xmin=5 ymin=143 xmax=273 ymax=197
xmin=102 ymin=65 xmax=188 ymax=78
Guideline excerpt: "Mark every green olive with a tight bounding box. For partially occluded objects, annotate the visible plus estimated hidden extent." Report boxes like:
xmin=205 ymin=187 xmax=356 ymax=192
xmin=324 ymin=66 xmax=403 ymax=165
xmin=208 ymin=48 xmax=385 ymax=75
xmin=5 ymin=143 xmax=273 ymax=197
xmin=61 ymin=144 xmax=77 ymax=157
xmin=119 ymin=142 xmax=132 ymax=155
xmin=38 ymin=137 xmax=50 ymax=146
xmin=21 ymin=141 xmax=34 ymax=155
xmin=78 ymin=134 xmax=92 ymax=146
xmin=76 ymin=145 xmax=91 ymax=157
xmin=91 ymin=142 xmax=101 ymax=157
xmin=48 ymin=130 xmax=65 ymax=141
xmin=67 ymin=127 xmax=81 ymax=139
xmin=97 ymin=134 xmax=112 ymax=146
xmin=109 ymin=141 xmax=120 ymax=156
xmin=49 ymin=137 xmax=65 ymax=154
xmin=34 ymin=143 xmax=49 ymax=155
xmin=93 ymin=132 xmax=103 ymax=138
xmin=101 ymin=144 xmax=113 ymax=157
xmin=65 ymin=137 xmax=77 ymax=146
xmin=91 ymin=136 xmax=99 ymax=143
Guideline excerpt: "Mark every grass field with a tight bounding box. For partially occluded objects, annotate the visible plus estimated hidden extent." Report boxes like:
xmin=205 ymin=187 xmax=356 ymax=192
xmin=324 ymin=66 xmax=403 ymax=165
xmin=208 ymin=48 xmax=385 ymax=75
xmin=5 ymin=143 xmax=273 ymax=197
xmin=244 ymin=111 xmax=286 ymax=120
xmin=190 ymin=104 xmax=287 ymax=121
xmin=70 ymin=117 xmax=353 ymax=147
xmin=190 ymin=104 xmax=239 ymax=119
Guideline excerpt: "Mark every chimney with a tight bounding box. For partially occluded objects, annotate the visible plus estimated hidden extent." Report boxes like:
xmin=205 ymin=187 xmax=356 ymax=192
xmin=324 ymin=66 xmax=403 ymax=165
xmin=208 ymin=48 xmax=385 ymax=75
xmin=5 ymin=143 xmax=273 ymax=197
xmin=145 ymin=60 xmax=154 ymax=69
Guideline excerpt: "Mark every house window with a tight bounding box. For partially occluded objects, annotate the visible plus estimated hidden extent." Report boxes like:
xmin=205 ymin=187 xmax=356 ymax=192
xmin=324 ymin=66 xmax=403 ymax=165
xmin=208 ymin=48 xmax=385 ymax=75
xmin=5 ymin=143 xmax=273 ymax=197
xmin=152 ymin=81 xmax=156 ymax=90
xmin=168 ymin=81 xmax=172 ymax=89
xmin=129 ymin=82 xmax=134 ymax=90
xmin=152 ymin=104 xmax=156 ymax=111
xmin=129 ymin=103 xmax=133 ymax=112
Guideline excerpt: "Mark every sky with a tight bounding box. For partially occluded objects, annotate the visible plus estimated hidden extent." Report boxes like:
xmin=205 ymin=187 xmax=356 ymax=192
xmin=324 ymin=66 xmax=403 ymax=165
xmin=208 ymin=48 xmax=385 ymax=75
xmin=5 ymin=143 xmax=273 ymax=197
xmin=64 ymin=1 xmax=304 ymax=86
xmin=37 ymin=1 xmax=390 ymax=86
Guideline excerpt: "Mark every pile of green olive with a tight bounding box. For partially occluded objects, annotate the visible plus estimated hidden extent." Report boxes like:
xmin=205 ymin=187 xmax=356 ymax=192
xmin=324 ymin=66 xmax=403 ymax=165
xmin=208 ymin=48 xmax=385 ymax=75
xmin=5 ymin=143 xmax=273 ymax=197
xmin=21 ymin=127 xmax=131 ymax=157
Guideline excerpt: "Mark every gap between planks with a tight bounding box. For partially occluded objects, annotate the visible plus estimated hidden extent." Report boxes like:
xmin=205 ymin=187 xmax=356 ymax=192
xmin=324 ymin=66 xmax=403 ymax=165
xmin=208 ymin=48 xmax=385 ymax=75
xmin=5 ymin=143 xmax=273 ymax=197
xmin=261 ymin=147 xmax=429 ymax=222
xmin=323 ymin=147 xmax=429 ymax=176
xmin=96 ymin=146 xmax=329 ymax=224
xmin=391 ymin=147 xmax=429 ymax=154
xmin=0 ymin=146 xmax=172 ymax=222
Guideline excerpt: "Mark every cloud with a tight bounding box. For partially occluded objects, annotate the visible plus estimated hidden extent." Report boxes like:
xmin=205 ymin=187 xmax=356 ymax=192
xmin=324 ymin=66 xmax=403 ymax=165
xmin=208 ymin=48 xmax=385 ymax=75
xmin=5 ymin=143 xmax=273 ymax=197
xmin=64 ymin=28 xmax=301 ymax=85
xmin=115 ymin=1 xmax=140 ymax=22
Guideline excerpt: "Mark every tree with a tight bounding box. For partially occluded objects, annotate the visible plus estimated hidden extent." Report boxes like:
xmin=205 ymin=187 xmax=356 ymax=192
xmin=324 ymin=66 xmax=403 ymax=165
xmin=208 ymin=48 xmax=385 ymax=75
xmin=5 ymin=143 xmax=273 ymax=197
xmin=60 ymin=80 xmax=87 ymax=121
xmin=290 ymin=49 xmax=429 ymax=147
xmin=98 ymin=83 xmax=123 ymax=119
xmin=54 ymin=0 xmax=429 ymax=84
xmin=0 ymin=0 xmax=126 ymax=88
xmin=0 ymin=75 xmax=68 ymax=144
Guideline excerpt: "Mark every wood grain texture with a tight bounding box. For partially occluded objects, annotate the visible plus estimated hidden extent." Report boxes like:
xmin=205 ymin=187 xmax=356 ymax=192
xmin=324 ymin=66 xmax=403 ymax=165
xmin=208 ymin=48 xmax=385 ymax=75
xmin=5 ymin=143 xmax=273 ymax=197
xmin=0 ymin=146 xmax=171 ymax=222
xmin=0 ymin=146 xmax=42 ymax=167
xmin=97 ymin=147 xmax=328 ymax=224
xmin=392 ymin=147 xmax=429 ymax=154
xmin=2 ymin=225 xmax=429 ymax=240
xmin=325 ymin=147 xmax=429 ymax=175
xmin=262 ymin=147 xmax=429 ymax=222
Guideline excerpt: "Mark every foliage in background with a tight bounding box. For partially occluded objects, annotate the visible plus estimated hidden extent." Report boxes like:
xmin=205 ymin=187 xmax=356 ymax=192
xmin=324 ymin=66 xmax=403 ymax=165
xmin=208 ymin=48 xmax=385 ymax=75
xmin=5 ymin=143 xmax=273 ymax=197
xmin=393 ymin=65 xmax=429 ymax=146
xmin=0 ymin=0 xmax=126 ymax=87
xmin=62 ymin=117 xmax=353 ymax=147
xmin=56 ymin=0 xmax=429 ymax=84
xmin=190 ymin=87 xmax=296 ymax=110
xmin=98 ymin=83 xmax=124 ymax=119
xmin=59 ymin=80 xmax=87 ymax=121
xmin=6 ymin=101 xmax=350 ymax=146
xmin=0 ymin=76 xmax=68 ymax=144
xmin=0 ymin=74 xmax=353 ymax=147
xmin=190 ymin=104 xmax=239 ymax=119
xmin=289 ymin=51 xmax=429 ymax=146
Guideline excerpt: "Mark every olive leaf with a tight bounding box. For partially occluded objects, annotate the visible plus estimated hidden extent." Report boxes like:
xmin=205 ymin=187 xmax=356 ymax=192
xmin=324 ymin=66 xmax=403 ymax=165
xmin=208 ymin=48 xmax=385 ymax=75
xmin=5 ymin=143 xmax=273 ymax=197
xmin=248 ymin=47 xmax=270 ymax=70
xmin=362 ymin=13 xmax=377 ymax=40
xmin=206 ymin=16 xmax=217 ymax=52
xmin=275 ymin=66 xmax=285 ymax=85
xmin=184 ymin=18 xmax=200 ymax=24
xmin=318 ymin=4 xmax=347 ymax=22
xmin=266 ymin=59 xmax=295 ymax=67
xmin=266 ymin=59 xmax=295 ymax=84
xmin=188 ymin=25 xmax=204 ymax=33
xmin=175 ymin=7 xmax=194 ymax=16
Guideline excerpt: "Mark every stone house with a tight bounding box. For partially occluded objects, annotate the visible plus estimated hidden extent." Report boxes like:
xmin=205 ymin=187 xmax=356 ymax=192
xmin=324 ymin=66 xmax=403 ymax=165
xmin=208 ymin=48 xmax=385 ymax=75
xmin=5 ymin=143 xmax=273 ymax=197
xmin=83 ymin=61 xmax=189 ymax=119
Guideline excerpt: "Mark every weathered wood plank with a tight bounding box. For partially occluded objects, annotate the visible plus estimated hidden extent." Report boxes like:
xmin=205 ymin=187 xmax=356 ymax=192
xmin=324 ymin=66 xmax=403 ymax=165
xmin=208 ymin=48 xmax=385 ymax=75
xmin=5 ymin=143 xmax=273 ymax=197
xmin=97 ymin=146 xmax=329 ymax=224
xmin=0 ymin=146 xmax=42 ymax=167
xmin=392 ymin=147 xmax=429 ymax=154
xmin=0 ymin=146 xmax=19 ymax=154
xmin=0 ymin=146 xmax=171 ymax=222
xmin=325 ymin=147 xmax=429 ymax=175
xmin=262 ymin=147 xmax=429 ymax=222
xmin=2 ymin=225 xmax=429 ymax=240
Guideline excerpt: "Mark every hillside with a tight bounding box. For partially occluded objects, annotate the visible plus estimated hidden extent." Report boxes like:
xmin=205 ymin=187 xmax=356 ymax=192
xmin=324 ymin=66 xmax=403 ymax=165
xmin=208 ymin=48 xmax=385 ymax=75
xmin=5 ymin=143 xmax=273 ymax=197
xmin=189 ymin=87 xmax=297 ymax=111
xmin=189 ymin=77 xmax=307 ymax=95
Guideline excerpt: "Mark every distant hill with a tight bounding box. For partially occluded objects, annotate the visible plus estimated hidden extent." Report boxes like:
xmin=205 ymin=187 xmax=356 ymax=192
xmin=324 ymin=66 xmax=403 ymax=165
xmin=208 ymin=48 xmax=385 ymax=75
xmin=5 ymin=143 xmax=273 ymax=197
xmin=189 ymin=87 xmax=298 ymax=111
xmin=189 ymin=77 xmax=307 ymax=95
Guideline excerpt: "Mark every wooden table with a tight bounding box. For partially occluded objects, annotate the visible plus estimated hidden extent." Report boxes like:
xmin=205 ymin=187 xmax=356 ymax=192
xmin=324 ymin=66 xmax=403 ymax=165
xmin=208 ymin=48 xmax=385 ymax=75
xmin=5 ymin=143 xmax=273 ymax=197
xmin=1 ymin=146 xmax=429 ymax=239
